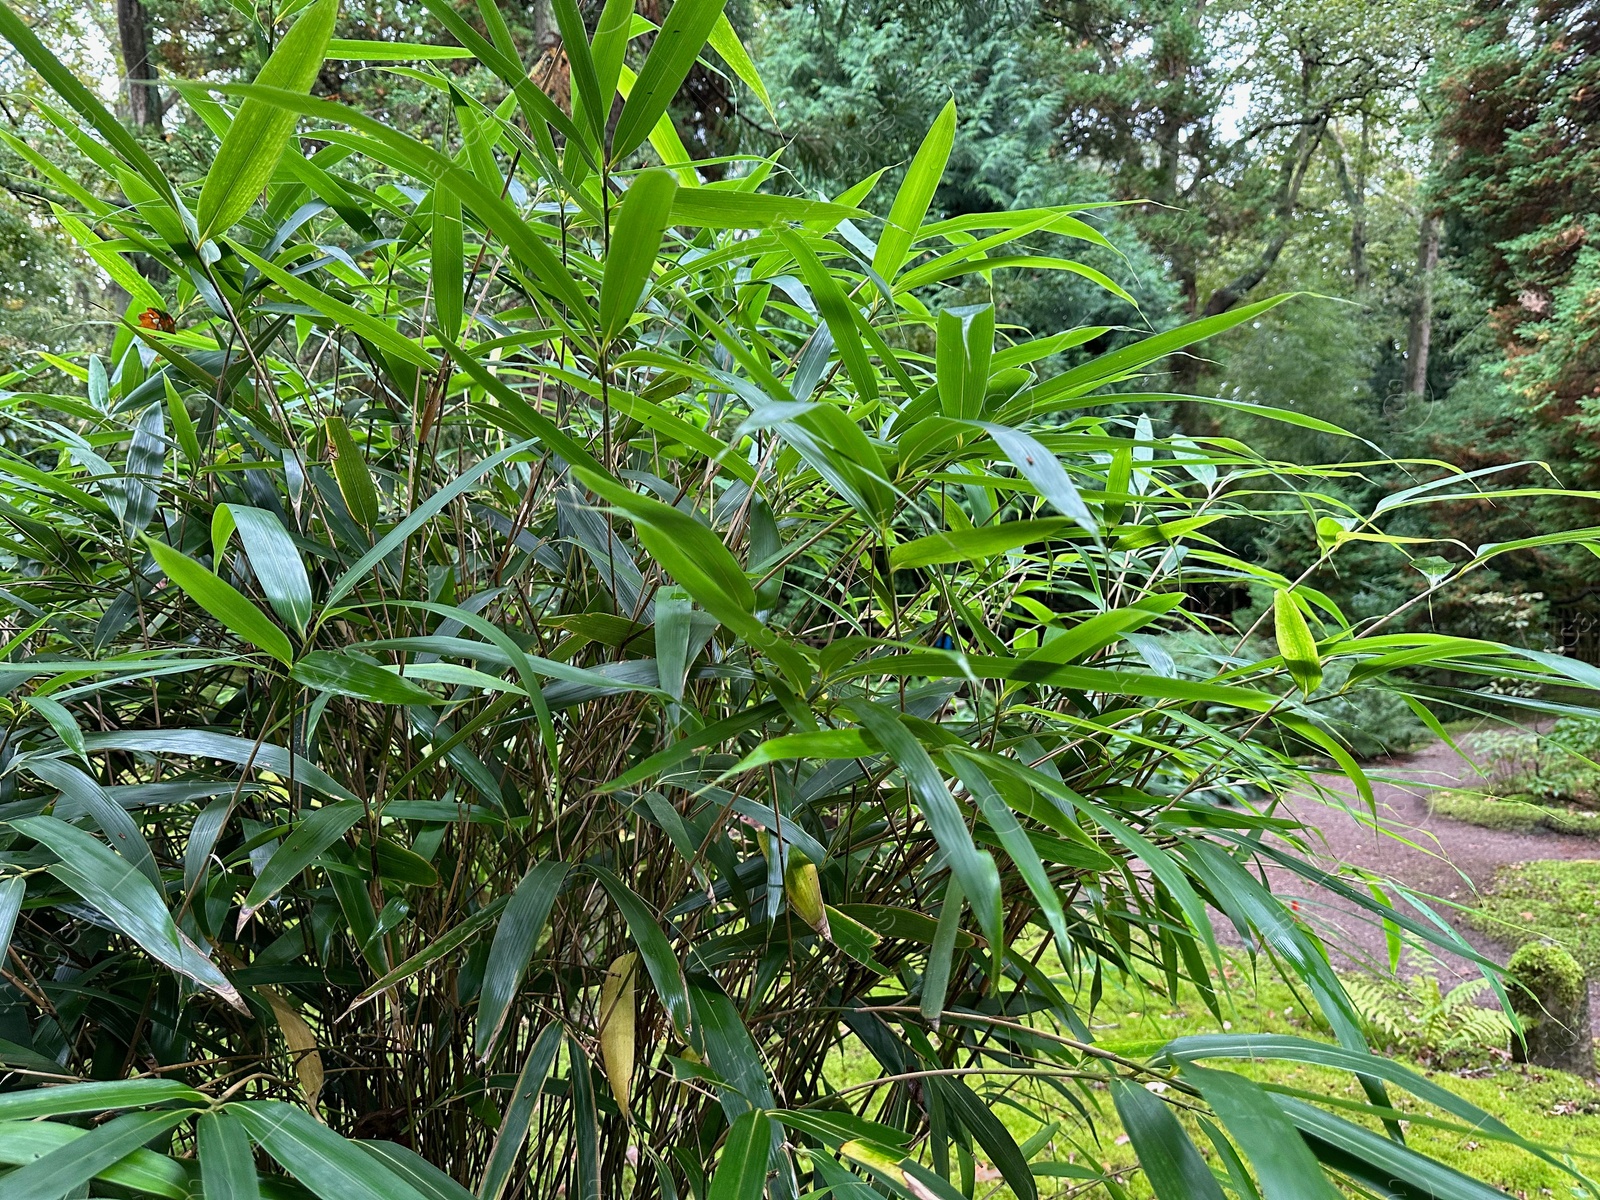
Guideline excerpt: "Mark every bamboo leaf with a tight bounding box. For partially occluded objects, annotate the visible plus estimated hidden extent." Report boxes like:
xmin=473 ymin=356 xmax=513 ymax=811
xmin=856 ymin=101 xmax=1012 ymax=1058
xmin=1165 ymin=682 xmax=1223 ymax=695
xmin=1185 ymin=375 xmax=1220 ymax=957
xmin=0 ymin=1109 xmax=195 ymax=1200
xmin=708 ymin=1110 xmax=772 ymax=1200
xmin=874 ymin=98 xmax=956 ymax=280
xmin=146 ymin=536 xmax=294 ymax=665
xmin=600 ymin=169 xmax=679 ymax=343
xmin=11 ymin=815 xmax=242 ymax=1008
xmin=199 ymin=1110 xmax=262 ymax=1200
xmin=476 ymin=861 xmax=570 ymax=1058
xmin=612 ymin=0 xmax=730 ymax=162
xmin=479 ymin=1023 xmax=564 ymax=1200
xmin=1274 ymin=590 xmax=1323 ymax=695
xmin=231 ymin=1100 xmax=433 ymax=1200
xmin=239 ymin=801 xmax=366 ymax=925
xmin=1110 ymin=1079 xmax=1226 ymax=1200
xmin=1179 ymin=1066 xmax=1341 ymax=1200
xmin=291 ymin=650 xmax=439 ymax=706
xmin=197 ymin=0 xmax=338 ymax=239
xmin=215 ymin=504 xmax=313 ymax=636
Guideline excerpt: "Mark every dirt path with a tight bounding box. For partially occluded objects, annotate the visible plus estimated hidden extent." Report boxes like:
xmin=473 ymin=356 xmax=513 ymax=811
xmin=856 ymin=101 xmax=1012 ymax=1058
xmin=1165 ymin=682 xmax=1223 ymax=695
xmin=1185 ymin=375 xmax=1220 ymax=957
xmin=1264 ymin=736 xmax=1600 ymax=1003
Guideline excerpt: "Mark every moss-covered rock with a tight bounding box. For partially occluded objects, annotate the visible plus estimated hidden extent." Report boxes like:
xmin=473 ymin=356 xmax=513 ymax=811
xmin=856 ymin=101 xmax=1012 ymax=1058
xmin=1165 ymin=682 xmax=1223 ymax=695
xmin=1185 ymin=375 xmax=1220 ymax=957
xmin=1507 ymin=941 xmax=1592 ymax=1077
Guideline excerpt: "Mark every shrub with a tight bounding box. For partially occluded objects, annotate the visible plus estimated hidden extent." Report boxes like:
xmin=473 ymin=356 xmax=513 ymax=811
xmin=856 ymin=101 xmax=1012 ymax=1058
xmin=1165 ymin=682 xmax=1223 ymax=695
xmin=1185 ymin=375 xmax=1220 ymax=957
xmin=1473 ymin=718 xmax=1600 ymax=806
xmin=0 ymin=1 xmax=1596 ymax=1197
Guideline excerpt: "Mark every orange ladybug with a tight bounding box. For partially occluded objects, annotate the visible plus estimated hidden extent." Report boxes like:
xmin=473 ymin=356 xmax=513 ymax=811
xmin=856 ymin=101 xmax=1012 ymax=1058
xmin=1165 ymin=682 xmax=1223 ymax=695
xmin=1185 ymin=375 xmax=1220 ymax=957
xmin=138 ymin=307 xmax=176 ymax=333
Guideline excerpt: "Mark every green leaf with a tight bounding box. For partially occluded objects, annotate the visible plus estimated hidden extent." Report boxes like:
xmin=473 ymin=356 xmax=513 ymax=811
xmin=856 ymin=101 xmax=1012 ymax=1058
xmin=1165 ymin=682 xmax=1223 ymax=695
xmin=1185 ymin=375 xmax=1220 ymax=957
xmin=589 ymin=864 xmax=691 ymax=1036
xmin=591 ymin=0 xmax=636 ymax=107
xmin=0 ymin=1080 xmax=205 ymax=1122
xmin=1110 ymin=1078 xmax=1226 ymax=1200
xmin=353 ymin=898 xmax=509 ymax=1005
xmin=196 ymin=0 xmax=338 ymax=239
xmin=476 ymin=861 xmax=571 ymax=1057
xmin=199 ymin=1110 xmax=261 ymax=1200
xmin=324 ymin=436 xmax=537 ymax=609
xmin=918 ymin=876 xmax=963 ymax=1026
xmin=600 ymin=169 xmax=679 ymax=344
xmin=0 ymin=1121 xmax=191 ymax=1198
xmin=982 ymin=424 xmax=1098 ymax=536
xmin=325 ymin=38 xmax=473 ymax=59
xmin=937 ymin=303 xmax=993 ymax=420
xmin=778 ymin=229 xmax=878 ymax=402
xmin=573 ymin=467 xmax=756 ymax=615
xmin=356 ymin=1142 xmax=477 ymax=1200
xmin=550 ymin=0 xmax=605 ymax=146
xmin=1180 ymin=1065 xmax=1340 ymax=1200
xmin=146 ymin=536 xmax=294 ymax=665
xmin=23 ymin=694 xmax=86 ymax=761
xmin=215 ymin=504 xmax=313 ymax=636
xmin=1273 ymin=590 xmax=1323 ymax=695
xmin=1278 ymin=1097 xmax=1513 ymax=1200
xmin=844 ymin=701 xmax=1002 ymax=958
xmin=239 ymin=800 xmax=366 ymax=925
xmin=707 ymin=13 xmax=773 ymax=117
xmin=669 ymin=190 xmax=862 ymax=228
xmin=0 ymin=1110 xmax=195 ymax=1200
xmin=1159 ymin=1033 xmax=1535 ymax=1153
xmin=708 ymin=1110 xmax=771 ymax=1200
xmin=725 ymin=728 xmax=875 ymax=773
xmin=223 ymin=83 xmax=590 ymax=317
xmin=12 ymin=814 xmax=243 ymax=1008
xmin=873 ymin=98 xmax=955 ymax=280
xmin=890 ymin=518 xmax=1076 ymax=571
xmin=231 ymin=1100 xmax=432 ymax=1200
xmin=432 ymin=185 xmax=464 ymax=343
xmin=612 ymin=0 xmax=730 ymax=162
xmin=292 ymin=650 xmax=439 ymax=706
xmin=0 ymin=877 xmax=23 ymax=967
xmin=0 ymin=0 xmax=175 ymax=205
xmin=28 ymin=756 xmax=160 ymax=888
xmin=479 ymin=1023 xmax=564 ymax=1200
xmin=937 ymin=1076 xmax=1037 ymax=1200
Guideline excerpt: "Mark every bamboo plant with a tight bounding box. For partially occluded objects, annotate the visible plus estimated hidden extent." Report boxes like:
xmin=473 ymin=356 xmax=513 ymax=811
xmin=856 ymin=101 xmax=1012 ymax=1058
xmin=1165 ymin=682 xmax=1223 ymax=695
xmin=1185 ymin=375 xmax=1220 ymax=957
xmin=0 ymin=0 xmax=1592 ymax=1197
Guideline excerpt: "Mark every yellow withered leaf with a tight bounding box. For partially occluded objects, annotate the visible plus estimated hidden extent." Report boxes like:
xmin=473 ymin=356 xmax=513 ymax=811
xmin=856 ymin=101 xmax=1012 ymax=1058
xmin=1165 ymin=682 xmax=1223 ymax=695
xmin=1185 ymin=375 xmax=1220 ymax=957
xmin=597 ymin=951 xmax=637 ymax=1120
xmin=263 ymin=986 xmax=324 ymax=1115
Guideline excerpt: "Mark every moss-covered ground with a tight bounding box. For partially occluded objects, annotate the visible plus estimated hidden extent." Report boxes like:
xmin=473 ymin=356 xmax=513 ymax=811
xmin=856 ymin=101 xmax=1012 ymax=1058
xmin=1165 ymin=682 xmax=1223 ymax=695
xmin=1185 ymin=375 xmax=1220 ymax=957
xmin=822 ymin=961 xmax=1600 ymax=1198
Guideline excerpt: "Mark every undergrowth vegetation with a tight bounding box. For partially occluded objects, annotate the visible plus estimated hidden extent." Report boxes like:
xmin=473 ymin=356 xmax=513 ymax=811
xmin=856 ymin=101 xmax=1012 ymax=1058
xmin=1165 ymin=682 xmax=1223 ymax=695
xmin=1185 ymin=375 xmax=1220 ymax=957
xmin=0 ymin=0 xmax=1598 ymax=1197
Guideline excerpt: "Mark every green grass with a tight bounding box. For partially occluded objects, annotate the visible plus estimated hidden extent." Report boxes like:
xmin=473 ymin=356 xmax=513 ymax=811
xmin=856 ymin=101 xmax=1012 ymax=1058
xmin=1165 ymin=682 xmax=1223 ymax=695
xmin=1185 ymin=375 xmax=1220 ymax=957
xmin=1474 ymin=859 xmax=1600 ymax=972
xmin=1431 ymin=787 xmax=1600 ymax=837
xmin=827 ymin=961 xmax=1600 ymax=1197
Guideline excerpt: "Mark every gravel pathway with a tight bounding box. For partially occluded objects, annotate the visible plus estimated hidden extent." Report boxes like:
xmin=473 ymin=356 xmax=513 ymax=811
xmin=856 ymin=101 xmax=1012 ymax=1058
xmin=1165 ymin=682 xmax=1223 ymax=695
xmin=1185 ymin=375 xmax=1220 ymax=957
xmin=1261 ymin=736 xmax=1600 ymax=1017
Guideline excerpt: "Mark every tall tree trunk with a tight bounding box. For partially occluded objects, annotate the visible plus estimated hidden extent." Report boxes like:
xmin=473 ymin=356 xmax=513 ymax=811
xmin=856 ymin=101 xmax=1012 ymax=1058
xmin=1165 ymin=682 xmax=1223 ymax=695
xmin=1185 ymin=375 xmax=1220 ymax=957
xmin=532 ymin=0 xmax=556 ymax=48
xmin=1405 ymin=208 xmax=1440 ymax=396
xmin=117 ymin=0 xmax=162 ymax=129
xmin=1332 ymin=120 xmax=1369 ymax=293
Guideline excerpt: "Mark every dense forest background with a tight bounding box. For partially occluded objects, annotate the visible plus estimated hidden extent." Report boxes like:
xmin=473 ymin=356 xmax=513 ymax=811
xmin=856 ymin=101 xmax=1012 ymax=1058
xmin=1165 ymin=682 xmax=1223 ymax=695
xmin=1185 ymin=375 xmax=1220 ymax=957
xmin=1 ymin=0 xmax=1595 ymax=655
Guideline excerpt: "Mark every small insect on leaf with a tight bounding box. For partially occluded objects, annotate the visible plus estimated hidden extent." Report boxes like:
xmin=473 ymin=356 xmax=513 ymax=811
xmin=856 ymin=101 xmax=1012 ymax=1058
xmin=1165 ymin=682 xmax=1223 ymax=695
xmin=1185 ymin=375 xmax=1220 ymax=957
xmin=1274 ymin=589 xmax=1323 ymax=696
xmin=138 ymin=307 xmax=177 ymax=332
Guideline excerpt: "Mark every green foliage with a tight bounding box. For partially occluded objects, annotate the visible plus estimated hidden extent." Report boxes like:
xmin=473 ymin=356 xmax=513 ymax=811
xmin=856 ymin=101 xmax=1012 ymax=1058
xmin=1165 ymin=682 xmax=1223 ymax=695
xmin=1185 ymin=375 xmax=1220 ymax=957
xmin=0 ymin=5 xmax=1596 ymax=1199
xmin=1344 ymin=972 xmax=1514 ymax=1063
xmin=1468 ymin=718 xmax=1600 ymax=806
xmin=1475 ymin=860 xmax=1600 ymax=971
